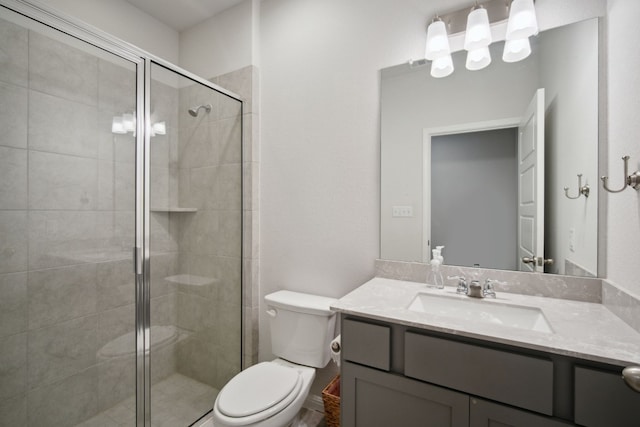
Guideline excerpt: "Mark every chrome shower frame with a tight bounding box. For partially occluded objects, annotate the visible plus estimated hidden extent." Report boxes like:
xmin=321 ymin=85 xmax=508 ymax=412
xmin=0 ymin=1 xmax=244 ymax=425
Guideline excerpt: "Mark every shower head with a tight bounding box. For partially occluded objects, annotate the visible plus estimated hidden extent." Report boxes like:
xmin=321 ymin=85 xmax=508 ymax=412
xmin=188 ymin=104 xmax=212 ymax=117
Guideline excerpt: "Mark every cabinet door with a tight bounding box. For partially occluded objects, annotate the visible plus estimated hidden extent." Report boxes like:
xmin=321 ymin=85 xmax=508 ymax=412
xmin=574 ymin=366 xmax=640 ymax=427
xmin=342 ymin=361 xmax=469 ymax=427
xmin=470 ymin=398 xmax=572 ymax=427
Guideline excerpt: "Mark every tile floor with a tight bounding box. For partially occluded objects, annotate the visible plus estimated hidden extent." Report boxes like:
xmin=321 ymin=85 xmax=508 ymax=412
xmin=76 ymin=373 xmax=218 ymax=427
xmin=194 ymin=407 xmax=326 ymax=427
xmin=76 ymin=373 xmax=327 ymax=427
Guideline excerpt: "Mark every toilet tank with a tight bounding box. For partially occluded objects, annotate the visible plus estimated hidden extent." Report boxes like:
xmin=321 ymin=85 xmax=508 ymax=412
xmin=265 ymin=291 xmax=338 ymax=368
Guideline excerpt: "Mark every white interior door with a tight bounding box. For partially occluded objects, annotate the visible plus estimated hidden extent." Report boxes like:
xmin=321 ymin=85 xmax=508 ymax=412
xmin=517 ymin=88 xmax=545 ymax=272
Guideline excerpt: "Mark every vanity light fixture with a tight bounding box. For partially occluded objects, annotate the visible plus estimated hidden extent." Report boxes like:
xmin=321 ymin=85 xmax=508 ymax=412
xmin=464 ymin=3 xmax=492 ymax=71
xmin=505 ymin=0 xmax=538 ymax=40
xmin=431 ymin=55 xmax=455 ymax=78
xmin=466 ymin=45 xmax=492 ymax=70
xmin=502 ymin=37 xmax=532 ymax=62
xmin=423 ymin=0 xmax=537 ymax=78
xmin=425 ymin=17 xmax=454 ymax=78
xmin=425 ymin=17 xmax=451 ymax=60
xmin=111 ymin=116 xmax=126 ymax=134
xmin=111 ymin=113 xmax=166 ymax=137
xmin=503 ymin=0 xmax=537 ymax=62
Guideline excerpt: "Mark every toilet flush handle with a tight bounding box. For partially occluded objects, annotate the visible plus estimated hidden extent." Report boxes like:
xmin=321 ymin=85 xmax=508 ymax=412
xmin=266 ymin=308 xmax=278 ymax=318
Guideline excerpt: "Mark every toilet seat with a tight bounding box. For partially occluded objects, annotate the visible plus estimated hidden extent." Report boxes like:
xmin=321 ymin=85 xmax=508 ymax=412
xmin=215 ymin=362 xmax=303 ymax=425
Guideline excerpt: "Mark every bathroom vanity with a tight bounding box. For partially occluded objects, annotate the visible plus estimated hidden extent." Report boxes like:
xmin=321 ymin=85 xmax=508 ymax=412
xmin=332 ymin=278 xmax=640 ymax=427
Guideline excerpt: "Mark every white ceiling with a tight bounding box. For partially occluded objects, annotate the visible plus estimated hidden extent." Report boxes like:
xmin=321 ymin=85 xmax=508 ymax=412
xmin=124 ymin=0 xmax=245 ymax=32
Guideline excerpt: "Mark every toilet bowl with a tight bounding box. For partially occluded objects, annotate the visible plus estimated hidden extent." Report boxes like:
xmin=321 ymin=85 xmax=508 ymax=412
xmin=212 ymin=290 xmax=337 ymax=427
xmin=213 ymin=359 xmax=315 ymax=427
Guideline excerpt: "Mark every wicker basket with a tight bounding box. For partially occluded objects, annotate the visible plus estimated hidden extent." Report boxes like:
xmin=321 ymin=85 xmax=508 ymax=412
xmin=322 ymin=375 xmax=341 ymax=427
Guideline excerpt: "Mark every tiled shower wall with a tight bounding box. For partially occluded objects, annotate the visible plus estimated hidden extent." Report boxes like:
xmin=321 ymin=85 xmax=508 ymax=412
xmin=171 ymin=74 xmax=243 ymax=389
xmin=209 ymin=65 xmax=260 ymax=370
xmin=170 ymin=64 xmax=259 ymax=386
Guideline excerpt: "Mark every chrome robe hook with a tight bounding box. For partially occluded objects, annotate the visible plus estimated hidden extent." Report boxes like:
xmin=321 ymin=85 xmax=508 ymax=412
xmin=564 ymin=174 xmax=589 ymax=199
xmin=601 ymin=156 xmax=640 ymax=193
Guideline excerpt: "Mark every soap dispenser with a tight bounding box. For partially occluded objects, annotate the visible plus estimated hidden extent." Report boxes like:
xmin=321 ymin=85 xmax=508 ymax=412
xmin=427 ymin=249 xmax=444 ymax=289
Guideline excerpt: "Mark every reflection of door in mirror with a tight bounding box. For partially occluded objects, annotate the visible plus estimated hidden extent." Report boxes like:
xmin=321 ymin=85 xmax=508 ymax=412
xmin=517 ymin=88 xmax=545 ymax=273
xmin=429 ymin=127 xmax=518 ymax=270
xmin=426 ymin=89 xmax=547 ymax=273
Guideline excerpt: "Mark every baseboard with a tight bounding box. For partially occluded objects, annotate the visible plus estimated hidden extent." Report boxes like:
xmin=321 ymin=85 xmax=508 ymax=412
xmin=304 ymin=393 xmax=325 ymax=413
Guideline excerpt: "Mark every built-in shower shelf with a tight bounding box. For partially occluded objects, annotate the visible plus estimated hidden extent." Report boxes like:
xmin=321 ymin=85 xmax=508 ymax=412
xmin=150 ymin=207 xmax=198 ymax=213
xmin=164 ymin=274 xmax=216 ymax=287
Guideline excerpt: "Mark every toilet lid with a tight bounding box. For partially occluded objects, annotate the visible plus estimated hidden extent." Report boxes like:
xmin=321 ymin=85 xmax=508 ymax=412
xmin=218 ymin=362 xmax=301 ymax=418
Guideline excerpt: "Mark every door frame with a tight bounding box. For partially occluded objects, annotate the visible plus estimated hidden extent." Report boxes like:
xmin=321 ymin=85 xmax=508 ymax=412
xmin=422 ymin=117 xmax=521 ymax=263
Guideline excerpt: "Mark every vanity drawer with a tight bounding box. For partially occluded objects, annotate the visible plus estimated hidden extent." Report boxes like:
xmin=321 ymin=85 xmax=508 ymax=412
xmin=342 ymin=318 xmax=390 ymax=371
xmin=574 ymin=366 xmax=640 ymax=427
xmin=404 ymin=332 xmax=553 ymax=415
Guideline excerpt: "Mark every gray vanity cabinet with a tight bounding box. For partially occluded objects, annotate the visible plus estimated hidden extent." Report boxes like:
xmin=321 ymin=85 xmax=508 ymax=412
xmin=342 ymin=361 xmax=469 ymax=427
xmin=574 ymin=366 xmax=640 ymax=427
xmin=469 ymin=398 xmax=572 ymax=427
xmin=340 ymin=315 xmax=639 ymax=427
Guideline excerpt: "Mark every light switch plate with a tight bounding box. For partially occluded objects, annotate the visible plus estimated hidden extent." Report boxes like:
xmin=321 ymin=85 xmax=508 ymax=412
xmin=392 ymin=206 xmax=413 ymax=217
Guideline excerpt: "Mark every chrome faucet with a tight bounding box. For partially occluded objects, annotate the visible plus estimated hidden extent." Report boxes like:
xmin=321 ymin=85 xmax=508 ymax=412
xmin=448 ymin=275 xmax=468 ymax=295
xmin=483 ymin=279 xmax=499 ymax=298
xmin=447 ymin=276 xmax=501 ymax=298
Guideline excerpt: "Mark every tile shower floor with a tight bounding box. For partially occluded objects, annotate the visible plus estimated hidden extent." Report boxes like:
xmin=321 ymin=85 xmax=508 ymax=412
xmin=76 ymin=374 xmax=218 ymax=427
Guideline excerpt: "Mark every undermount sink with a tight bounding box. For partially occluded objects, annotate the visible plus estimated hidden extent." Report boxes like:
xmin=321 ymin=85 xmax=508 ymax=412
xmin=407 ymin=292 xmax=554 ymax=334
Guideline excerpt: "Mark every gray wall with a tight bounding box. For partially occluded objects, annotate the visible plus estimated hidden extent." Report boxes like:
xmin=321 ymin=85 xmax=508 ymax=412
xmin=431 ymin=128 xmax=518 ymax=270
xmin=540 ymin=19 xmax=599 ymax=276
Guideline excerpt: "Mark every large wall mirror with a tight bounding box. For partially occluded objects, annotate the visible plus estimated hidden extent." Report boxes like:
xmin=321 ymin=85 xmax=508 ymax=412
xmin=380 ymin=18 xmax=600 ymax=278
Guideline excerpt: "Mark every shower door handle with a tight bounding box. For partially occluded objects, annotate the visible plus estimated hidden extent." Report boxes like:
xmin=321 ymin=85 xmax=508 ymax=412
xmin=134 ymin=246 xmax=143 ymax=275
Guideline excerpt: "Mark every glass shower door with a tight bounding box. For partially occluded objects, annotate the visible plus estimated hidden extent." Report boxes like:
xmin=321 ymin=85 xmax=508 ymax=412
xmin=147 ymin=63 xmax=243 ymax=425
xmin=0 ymin=6 xmax=139 ymax=426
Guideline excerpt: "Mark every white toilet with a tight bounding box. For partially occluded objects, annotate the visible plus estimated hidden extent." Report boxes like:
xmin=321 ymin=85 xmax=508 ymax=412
xmin=212 ymin=290 xmax=338 ymax=427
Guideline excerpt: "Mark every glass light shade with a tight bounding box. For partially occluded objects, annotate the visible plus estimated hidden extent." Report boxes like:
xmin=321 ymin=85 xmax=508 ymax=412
xmin=464 ymin=7 xmax=492 ymax=51
xmin=466 ymin=46 xmax=491 ymax=71
xmin=425 ymin=20 xmax=451 ymax=60
xmin=111 ymin=116 xmax=126 ymax=134
xmin=506 ymin=0 xmax=538 ymax=40
xmin=430 ymin=55 xmax=454 ymax=78
xmin=502 ymin=37 xmax=531 ymax=62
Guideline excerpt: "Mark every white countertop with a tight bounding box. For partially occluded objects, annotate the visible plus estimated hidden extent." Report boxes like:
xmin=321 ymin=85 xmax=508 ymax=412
xmin=331 ymin=277 xmax=640 ymax=366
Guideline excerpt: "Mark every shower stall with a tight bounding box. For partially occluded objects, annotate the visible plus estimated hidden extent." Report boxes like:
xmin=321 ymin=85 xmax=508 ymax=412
xmin=0 ymin=1 xmax=243 ymax=426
